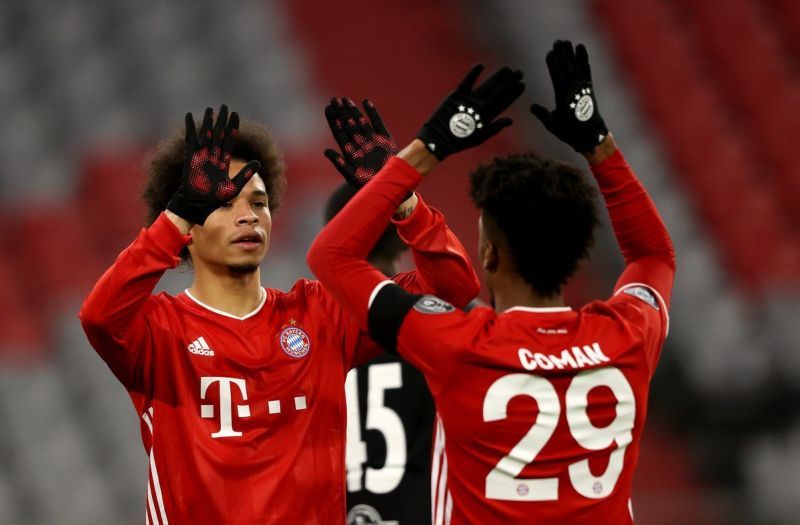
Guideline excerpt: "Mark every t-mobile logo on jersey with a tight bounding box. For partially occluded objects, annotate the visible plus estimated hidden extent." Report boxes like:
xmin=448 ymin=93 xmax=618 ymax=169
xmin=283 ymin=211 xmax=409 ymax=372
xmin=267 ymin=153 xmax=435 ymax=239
xmin=199 ymin=377 xmax=310 ymax=439
xmin=200 ymin=377 xmax=250 ymax=438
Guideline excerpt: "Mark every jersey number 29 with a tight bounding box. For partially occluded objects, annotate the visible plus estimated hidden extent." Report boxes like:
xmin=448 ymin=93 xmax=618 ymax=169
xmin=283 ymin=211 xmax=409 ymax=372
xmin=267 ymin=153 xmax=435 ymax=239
xmin=483 ymin=367 xmax=635 ymax=501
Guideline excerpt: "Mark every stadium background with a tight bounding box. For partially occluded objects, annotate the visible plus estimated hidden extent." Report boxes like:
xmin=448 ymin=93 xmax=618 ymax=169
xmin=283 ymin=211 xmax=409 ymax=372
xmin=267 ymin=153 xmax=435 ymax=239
xmin=0 ymin=0 xmax=797 ymax=523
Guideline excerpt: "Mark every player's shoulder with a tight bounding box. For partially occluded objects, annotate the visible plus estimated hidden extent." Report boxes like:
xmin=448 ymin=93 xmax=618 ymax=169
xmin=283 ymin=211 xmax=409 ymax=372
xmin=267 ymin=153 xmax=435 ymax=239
xmin=147 ymin=291 xmax=183 ymax=314
xmin=265 ymin=278 xmax=338 ymax=311
xmin=581 ymin=284 xmax=666 ymax=330
xmin=136 ymin=291 xmax=199 ymax=325
xmin=268 ymin=278 xmax=316 ymax=297
xmin=406 ymin=294 xmax=497 ymax=336
xmin=411 ymin=294 xmax=493 ymax=317
xmin=395 ymin=296 xmax=497 ymax=367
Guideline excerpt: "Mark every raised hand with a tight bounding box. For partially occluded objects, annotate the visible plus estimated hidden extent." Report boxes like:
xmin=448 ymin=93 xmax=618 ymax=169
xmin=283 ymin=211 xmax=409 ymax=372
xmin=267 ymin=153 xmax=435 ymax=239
xmin=324 ymin=97 xmax=398 ymax=187
xmin=530 ymin=40 xmax=609 ymax=153
xmin=417 ymin=64 xmax=525 ymax=160
xmin=167 ymin=105 xmax=261 ymax=225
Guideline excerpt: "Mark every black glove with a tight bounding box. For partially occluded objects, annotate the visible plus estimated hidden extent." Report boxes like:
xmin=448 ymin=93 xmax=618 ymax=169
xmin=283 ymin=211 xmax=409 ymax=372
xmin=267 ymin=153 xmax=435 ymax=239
xmin=530 ymin=40 xmax=608 ymax=153
xmin=417 ymin=64 xmax=525 ymax=160
xmin=323 ymin=97 xmax=398 ymax=187
xmin=167 ymin=105 xmax=261 ymax=225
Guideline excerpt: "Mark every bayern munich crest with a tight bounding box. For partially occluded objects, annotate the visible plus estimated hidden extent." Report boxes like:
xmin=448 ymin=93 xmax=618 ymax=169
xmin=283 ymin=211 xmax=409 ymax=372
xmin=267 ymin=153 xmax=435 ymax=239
xmin=279 ymin=326 xmax=310 ymax=358
xmin=570 ymin=87 xmax=594 ymax=121
xmin=449 ymin=104 xmax=483 ymax=138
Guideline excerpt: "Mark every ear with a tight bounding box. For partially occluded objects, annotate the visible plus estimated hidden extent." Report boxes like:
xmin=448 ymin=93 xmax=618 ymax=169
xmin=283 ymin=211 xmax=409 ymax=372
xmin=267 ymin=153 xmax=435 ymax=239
xmin=481 ymin=239 xmax=499 ymax=273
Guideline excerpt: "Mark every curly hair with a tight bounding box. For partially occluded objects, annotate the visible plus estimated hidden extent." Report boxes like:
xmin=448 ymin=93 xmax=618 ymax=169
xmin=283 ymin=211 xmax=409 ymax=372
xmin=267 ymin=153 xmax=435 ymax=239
xmin=470 ymin=152 xmax=600 ymax=297
xmin=142 ymin=119 xmax=286 ymax=262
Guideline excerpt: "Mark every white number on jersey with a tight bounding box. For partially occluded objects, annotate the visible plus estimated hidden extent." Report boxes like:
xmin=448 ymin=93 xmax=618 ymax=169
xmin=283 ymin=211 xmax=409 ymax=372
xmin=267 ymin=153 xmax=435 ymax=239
xmin=345 ymin=363 xmax=407 ymax=494
xmin=482 ymin=367 xmax=635 ymax=501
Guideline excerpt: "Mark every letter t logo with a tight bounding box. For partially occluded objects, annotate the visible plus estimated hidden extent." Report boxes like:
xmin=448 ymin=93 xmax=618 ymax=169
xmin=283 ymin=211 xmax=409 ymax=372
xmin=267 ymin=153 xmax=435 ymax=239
xmin=200 ymin=377 xmax=250 ymax=438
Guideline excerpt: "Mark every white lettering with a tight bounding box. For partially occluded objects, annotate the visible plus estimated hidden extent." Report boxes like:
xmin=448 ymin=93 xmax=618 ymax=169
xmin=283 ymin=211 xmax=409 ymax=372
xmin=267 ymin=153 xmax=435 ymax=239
xmin=572 ymin=347 xmax=594 ymax=368
xmin=534 ymin=353 xmax=555 ymax=370
xmin=200 ymin=377 xmax=249 ymax=438
xmin=583 ymin=343 xmax=610 ymax=364
xmin=518 ymin=348 xmax=537 ymax=370
xmin=517 ymin=343 xmax=611 ymax=372
xmin=551 ymin=350 xmax=578 ymax=369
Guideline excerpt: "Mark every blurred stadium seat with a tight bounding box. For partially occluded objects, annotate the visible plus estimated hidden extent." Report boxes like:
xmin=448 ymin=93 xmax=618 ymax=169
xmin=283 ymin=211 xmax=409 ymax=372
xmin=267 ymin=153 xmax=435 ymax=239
xmin=0 ymin=0 xmax=797 ymax=523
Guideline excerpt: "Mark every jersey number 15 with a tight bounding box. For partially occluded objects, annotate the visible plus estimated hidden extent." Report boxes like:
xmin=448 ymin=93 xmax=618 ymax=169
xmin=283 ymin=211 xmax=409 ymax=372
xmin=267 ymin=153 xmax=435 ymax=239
xmin=345 ymin=363 xmax=407 ymax=494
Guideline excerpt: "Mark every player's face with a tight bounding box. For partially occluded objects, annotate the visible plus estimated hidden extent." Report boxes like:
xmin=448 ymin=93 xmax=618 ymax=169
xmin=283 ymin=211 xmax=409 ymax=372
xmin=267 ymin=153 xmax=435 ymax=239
xmin=188 ymin=160 xmax=272 ymax=273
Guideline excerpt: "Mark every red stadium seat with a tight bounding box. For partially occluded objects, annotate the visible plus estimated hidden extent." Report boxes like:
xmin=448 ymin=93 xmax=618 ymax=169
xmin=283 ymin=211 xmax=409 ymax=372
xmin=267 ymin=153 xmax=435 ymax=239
xmin=15 ymin=205 xmax=104 ymax=307
xmin=0 ymin=255 xmax=44 ymax=358
xmin=76 ymin=148 xmax=149 ymax=261
xmin=593 ymin=0 xmax=800 ymax=289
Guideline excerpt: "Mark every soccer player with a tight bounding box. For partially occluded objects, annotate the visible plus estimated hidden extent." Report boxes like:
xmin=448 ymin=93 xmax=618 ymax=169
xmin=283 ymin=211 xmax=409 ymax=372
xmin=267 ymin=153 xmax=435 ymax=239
xmin=78 ymin=103 xmax=481 ymax=523
xmin=309 ymin=41 xmax=675 ymax=525
xmin=323 ymin=97 xmax=432 ymax=525
xmin=325 ymin=182 xmax=435 ymax=525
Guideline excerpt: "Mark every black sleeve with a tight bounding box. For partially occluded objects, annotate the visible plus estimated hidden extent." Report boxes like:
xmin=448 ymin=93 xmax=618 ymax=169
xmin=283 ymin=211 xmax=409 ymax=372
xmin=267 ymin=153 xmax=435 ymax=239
xmin=368 ymin=284 xmax=421 ymax=354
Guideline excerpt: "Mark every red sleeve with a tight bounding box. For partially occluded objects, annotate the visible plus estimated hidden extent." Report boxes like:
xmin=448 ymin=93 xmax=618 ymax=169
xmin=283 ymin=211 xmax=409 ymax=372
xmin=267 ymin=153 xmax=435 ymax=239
xmin=587 ymin=287 xmax=667 ymax=376
xmin=78 ymin=213 xmax=190 ymax=391
xmin=394 ymin=300 xmax=491 ymax=396
xmin=591 ymin=149 xmax=676 ymax=314
xmin=308 ymin=156 xmax=461 ymax=330
xmin=390 ymin=194 xmax=479 ymax=308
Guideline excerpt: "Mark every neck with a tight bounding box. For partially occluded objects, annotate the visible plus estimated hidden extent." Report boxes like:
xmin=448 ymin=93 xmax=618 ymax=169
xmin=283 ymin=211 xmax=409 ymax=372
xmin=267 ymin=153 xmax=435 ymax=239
xmin=189 ymin=264 xmax=264 ymax=317
xmin=490 ymin=272 xmax=565 ymax=313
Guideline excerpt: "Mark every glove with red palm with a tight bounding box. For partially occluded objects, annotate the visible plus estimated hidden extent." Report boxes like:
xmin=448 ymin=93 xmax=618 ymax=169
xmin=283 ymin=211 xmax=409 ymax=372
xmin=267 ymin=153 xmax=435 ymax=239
xmin=324 ymin=97 xmax=398 ymax=188
xmin=167 ymin=105 xmax=261 ymax=225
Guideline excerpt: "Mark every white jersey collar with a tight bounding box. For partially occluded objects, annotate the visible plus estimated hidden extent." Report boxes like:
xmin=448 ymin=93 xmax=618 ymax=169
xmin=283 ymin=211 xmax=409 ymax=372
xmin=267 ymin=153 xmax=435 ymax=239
xmin=505 ymin=306 xmax=572 ymax=313
xmin=184 ymin=287 xmax=267 ymax=320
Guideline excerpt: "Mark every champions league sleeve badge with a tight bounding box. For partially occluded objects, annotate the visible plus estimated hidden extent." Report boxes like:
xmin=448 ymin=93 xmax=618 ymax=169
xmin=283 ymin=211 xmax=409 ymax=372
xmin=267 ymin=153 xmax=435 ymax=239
xmin=279 ymin=320 xmax=311 ymax=358
xmin=622 ymin=286 xmax=660 ymax=311
xmin=413 ymin=295 xmax=456 ymax=315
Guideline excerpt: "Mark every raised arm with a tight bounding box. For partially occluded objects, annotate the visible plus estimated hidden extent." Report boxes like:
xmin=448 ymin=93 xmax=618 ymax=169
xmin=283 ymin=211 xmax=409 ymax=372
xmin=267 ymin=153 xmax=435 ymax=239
xmin=390 ymin=191 xmax=479 ymax=307
xmin=587 ymin=136 xmax=675 ymax=306
xmin=309 ymin=65 xmax=524 ymax=329
xmin=321 ymin=97 xmax=479 ymax=307
xmin=79 ymin=214 xmax=189 ymax=387
xmin=531 ymin=41 xmax=675 ymax=307
xmin=79 ymin=105 xmax=259 ymax=386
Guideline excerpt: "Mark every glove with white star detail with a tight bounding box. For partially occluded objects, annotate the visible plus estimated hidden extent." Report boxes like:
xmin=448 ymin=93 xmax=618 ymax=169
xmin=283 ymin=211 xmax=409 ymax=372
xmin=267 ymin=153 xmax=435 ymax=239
xmin=167 ymin=105 xmax=260 ymax=225
xmin=530 ymin=40 xmax=609 ymax=153
xmin=417 ymin=64 xmax=525 ymax=161
xmin=323 ymin=97 xmax=398 ymax=187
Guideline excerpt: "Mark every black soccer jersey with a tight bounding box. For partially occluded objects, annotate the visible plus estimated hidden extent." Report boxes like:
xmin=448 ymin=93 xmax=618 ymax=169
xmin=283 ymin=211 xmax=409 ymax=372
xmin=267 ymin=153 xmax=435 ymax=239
xmin=345 ymin=351 xmax=435 ymax=525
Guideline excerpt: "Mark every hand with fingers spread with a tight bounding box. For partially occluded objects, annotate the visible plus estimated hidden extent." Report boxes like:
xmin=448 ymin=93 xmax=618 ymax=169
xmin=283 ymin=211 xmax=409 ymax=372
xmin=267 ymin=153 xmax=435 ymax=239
xmin=324 ymin=97 xmax=398 ymax=187
xmin=167 ymin=104 xmax=261 ymax=225
xmin=417 ymin=64 xmax=525 ymax=160
xmin=530 ymin=40 xmax=609 ymax=153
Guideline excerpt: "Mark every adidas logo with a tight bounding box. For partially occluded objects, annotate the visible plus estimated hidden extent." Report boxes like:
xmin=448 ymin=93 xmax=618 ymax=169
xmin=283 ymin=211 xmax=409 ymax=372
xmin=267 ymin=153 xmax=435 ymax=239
xmin=188 ymin=336 xmax=215 ymax=357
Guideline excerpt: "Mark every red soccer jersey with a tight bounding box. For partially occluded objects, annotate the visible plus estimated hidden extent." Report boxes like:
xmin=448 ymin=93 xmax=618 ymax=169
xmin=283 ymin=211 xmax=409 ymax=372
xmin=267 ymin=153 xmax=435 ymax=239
xmin=308 ymin=150 xmax=676 ymax=525
xmin=408 ymin=288 xmax=667 ymax=525
xmin=79 ymin=196 xmax=478 ymax=524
